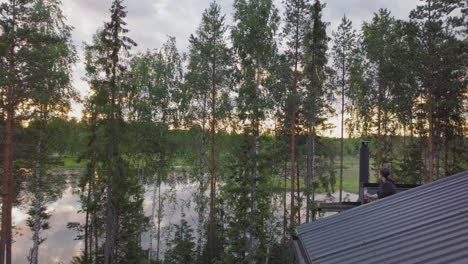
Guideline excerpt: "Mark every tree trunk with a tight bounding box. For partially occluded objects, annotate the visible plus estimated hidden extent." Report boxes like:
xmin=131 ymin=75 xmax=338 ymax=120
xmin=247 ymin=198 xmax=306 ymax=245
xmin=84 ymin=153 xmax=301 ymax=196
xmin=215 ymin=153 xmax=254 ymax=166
xmin=290 ymin=37 xmax=299 ymax=230
xmin=88 ymin=174 xmax=94 ymax=264
xmin=197 ymin=141 xmax=207 ymax=258
xmin=340 ymin=58 xmax=345 ymax=202
xmin=93 ymin=170 xmax=99 ymax=263
xmin=376 ymin=82 xmax=383 ymax=175
xmin=306 ymin=124 xmax=311 ymax=224
xmin=156 ymin=181 xmax=162 ymax=262
xmin=84 ymin=172 xmax=92 ymax=263
xmin=247 ymin=64 xmax=262 ymax=264
xmin=148 ymin=182 xmax=157 ymax=261
xmin=92 ymin=201 xmax=98 ymax=262
xmin=1 ymin=3 xmax=17 ymax=260
xmin=30 ymin=163 xmax=43 ymax=264
xmin=208 ymin=50 xmax=218 ymax=263
xmin=29 ymin=114 xmax=47 ymax=264
xmin=435 ymin=130 xmax=441 ymax=180
xmin=282 ymin=159 xmax=287 ymax=240
xmin=427 ymin=0 xmax=435 ymax=183
xmin=444 ymin=126 xmax=449 ymax=177
xmin=282 ymin=159 xmax=288 ymax=264
xmin=1 ymin=107 xmax=14 ymax=264
xmin=104 ymin=183 xmax=115 ymax=264
xmin=296 ymin=163 xmax=300 ymax=225
xmin=311 ymin=125 xmax=316 ymax=222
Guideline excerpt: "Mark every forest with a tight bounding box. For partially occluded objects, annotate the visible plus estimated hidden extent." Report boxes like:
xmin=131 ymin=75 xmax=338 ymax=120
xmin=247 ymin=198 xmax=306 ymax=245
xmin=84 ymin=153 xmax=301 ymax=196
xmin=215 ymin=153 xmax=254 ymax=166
xmin=0 ymin=0 xmax=466 ymax=263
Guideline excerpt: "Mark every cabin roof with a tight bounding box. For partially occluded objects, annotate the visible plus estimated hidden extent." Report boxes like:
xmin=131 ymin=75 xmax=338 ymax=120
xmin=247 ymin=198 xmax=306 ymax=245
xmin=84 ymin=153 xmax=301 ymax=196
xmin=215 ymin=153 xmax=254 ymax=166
xmin=294 ymin=170 xmax=468 ymax=264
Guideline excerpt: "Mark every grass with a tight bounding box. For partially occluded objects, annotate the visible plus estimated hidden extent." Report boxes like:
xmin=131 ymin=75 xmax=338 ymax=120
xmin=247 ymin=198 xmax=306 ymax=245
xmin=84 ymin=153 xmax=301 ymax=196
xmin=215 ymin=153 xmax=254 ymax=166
xmin=52 ymin=155 xmax=366 ymax=194
xmin=337 ymin=164 xmax=360 ymax=193
xmin=268 ymin=156 xmax=365 ymax=194
xmin=333 ymin=156 xmax=360 ymax=193
xmin=334 ymin=156 xmax=379 ymax=193
xmin=55 ymin=156 xmax=87 ymax=169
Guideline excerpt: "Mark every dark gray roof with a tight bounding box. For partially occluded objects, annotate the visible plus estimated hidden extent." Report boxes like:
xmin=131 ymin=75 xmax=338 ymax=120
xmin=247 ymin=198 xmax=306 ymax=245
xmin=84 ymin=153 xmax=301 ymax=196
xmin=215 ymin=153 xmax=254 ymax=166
xmin=295 ymin=170 xmax=468 ymax=264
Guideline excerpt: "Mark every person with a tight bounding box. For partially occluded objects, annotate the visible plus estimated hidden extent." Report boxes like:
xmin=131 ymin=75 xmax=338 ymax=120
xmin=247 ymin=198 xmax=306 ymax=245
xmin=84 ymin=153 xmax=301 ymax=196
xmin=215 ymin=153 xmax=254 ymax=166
xmin=364 ymin=168 xmax=396 ymax=200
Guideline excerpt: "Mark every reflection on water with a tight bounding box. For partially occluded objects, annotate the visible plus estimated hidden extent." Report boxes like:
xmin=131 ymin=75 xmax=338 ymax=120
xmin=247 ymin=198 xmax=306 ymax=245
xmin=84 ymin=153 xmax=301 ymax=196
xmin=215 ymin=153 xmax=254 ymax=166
xmin=12 ymin=172 xmax=358 ymax=264
xmin=12 ymin=176 xmax=200 ymax=264
xmin=13 ymin=185 xmax=83 ymax=264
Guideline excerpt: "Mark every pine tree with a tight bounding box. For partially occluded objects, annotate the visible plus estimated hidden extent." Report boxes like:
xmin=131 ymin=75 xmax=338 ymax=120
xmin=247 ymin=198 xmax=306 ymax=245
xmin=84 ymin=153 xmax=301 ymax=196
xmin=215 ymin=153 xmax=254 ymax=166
xmin=263 ymin=52 xmax=292 ymax=262
xmin=75 ymin=30 xmax=110 ymax=263
xmin=283 ymin=0 xmax=310 ymax=226
xmin=164 ymin=215 xmax=196 ymax=264
xmin=186 ymin=1 xmax=232 ymax=262
xmin=0 ymin=1 xmax=34 ymax=262
xmin=347 ymin=38 xmax=373 ymax=138
xmin=229 ymin=0 xmax=279 ymax=262
xmin=361 ymin=9 xmax=396 ymax=172
xmin=409 ymin=0 xmax=467 ymax=182
xmin=303 ymin=0 xmax=332 ymax=221
xmin=385 ymin=20 xmax=421 ymax=184
xmin=331 ymin=15 xmax=356 ymax=202
xmin=83 ymin=0 xmax=147 ymax=262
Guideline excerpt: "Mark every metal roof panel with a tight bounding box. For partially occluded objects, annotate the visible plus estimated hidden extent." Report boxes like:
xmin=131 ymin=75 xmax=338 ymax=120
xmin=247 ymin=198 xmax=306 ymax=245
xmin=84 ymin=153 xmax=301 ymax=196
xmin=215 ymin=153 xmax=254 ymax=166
xmin=295 ymin=171 xmax=468 ymax=264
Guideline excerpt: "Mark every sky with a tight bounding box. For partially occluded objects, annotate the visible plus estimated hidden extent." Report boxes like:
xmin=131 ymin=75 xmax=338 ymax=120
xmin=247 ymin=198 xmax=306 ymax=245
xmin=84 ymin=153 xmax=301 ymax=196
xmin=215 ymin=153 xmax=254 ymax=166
xmin=7 ymin=0 xmax=423 ymax=136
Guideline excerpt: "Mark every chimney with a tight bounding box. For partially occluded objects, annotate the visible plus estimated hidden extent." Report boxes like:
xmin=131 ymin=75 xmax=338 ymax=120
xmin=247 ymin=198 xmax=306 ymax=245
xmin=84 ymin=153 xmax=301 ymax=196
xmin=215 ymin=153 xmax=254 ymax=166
xmin=359 ymin=141 xmax=370 ymax=203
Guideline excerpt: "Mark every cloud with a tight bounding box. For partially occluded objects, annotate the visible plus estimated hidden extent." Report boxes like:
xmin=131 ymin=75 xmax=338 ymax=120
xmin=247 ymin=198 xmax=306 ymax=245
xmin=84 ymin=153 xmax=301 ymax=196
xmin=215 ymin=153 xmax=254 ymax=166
xmin=64 ymin=0 xmax=422 ymax=66
xmin=1 ymin=0 xmax=424 ymax=121
xmin=323 ymin=0 xmax=421 ymax=32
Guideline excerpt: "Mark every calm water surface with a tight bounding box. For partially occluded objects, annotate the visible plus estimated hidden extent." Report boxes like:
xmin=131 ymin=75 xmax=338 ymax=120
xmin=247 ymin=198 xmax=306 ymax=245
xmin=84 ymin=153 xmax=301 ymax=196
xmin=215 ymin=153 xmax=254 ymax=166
xmin=12 ymin=171 xmax=358 ymax=264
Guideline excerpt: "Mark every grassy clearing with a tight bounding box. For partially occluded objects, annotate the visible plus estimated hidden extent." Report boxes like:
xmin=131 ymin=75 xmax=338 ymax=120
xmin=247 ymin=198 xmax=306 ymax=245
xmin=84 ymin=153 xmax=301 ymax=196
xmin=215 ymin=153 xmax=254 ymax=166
xmin=334 ymin=156 xmax=360 ymax=193
xmin=268 ymin=156 xmax=366 ymax=194
xmin=332 ymin=156 xmax=380 ymax=193
xmin=55 ymin=157 xmax=86 ymax=169
xmin=54 ymin=155 xmax=366 ymax=194
xmin=337 ymin=164 xmax=359 ymax=193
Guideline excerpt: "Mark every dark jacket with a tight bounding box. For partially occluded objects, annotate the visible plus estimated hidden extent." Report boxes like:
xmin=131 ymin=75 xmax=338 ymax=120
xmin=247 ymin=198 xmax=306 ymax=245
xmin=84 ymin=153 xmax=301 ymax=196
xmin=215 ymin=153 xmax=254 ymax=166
xmin=377 ymin=181 xmax=397 ymax=199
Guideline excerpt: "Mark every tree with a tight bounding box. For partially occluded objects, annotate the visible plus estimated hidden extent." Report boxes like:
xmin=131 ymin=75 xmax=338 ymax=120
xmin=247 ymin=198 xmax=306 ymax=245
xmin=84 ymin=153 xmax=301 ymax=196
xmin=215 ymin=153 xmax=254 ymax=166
xmin=384 ymin=20 xmax=421 ymax=184
xmin=229 ymin=0 xmax=279 ymax=262
xmin=362 ymin=9 xmax=398 ymax=173
xmin=303 ymin=0 xmax=332 ymax=221
xmin=263 ymin=53 xmax=292 ymax=261
xmin=331 ymin=15 xmax=355 ymax=202
xmin=283 ymin=0 xmax=310 ymax=226
xmin=128 ymin=36 xmax=183 ymax=262
xmin=409 ymin=0 xmax=467 ymax=182
xmin=164 ymin=215 xmax=196 ymax=264
xmin=24 ymin=0 xmax=76 ymax=263
xmin=83 ymin=0 xmax=147 ymax=262
xmin=347 ymin=38 xmax=373 ymax=138
xmin=186 ymin=2 xmax=232 ymax=262
xmin=0 ymin=1 xmax=34 ymax=262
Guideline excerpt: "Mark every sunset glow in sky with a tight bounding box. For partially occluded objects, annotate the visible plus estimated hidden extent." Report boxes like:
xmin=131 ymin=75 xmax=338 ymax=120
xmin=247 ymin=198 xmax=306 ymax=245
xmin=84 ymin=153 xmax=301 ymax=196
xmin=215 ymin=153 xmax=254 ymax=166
xmin=59 ymin=0 xmax=422 ymax=137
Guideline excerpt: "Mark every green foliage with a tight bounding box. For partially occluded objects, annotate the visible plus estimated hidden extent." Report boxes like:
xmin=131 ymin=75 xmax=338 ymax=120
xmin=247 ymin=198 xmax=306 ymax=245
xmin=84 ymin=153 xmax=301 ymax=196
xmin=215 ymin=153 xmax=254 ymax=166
xmin=48 ymin=118 xmax=88 ymax=157
xmin=232 ymin=0 xmax=279 ymax=123
xmin=1 ymin=0 xmax=466 ymax=263
xmin=220 ymin=0 xmax=282 ymax=262
xmin=186 ymin=1 xmax=233 ymax=126
xmin=185 ymin=2 xmax=234 ymax=261
xmin=303 ymin=0 xmax=333 ymax=118
xmin=164 ymin=216 xmax=196 ymax=264
xmin=409 ymin=0 xmax=467 ymax=179
xmin=78 ymin=0 xmax=148 ymax=262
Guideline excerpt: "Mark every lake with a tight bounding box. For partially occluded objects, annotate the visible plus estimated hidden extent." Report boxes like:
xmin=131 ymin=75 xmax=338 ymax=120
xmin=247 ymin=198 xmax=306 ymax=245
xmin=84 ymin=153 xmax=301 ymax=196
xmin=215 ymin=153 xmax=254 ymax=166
xmin=11 ymin=170 xmax=358 ymax=264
